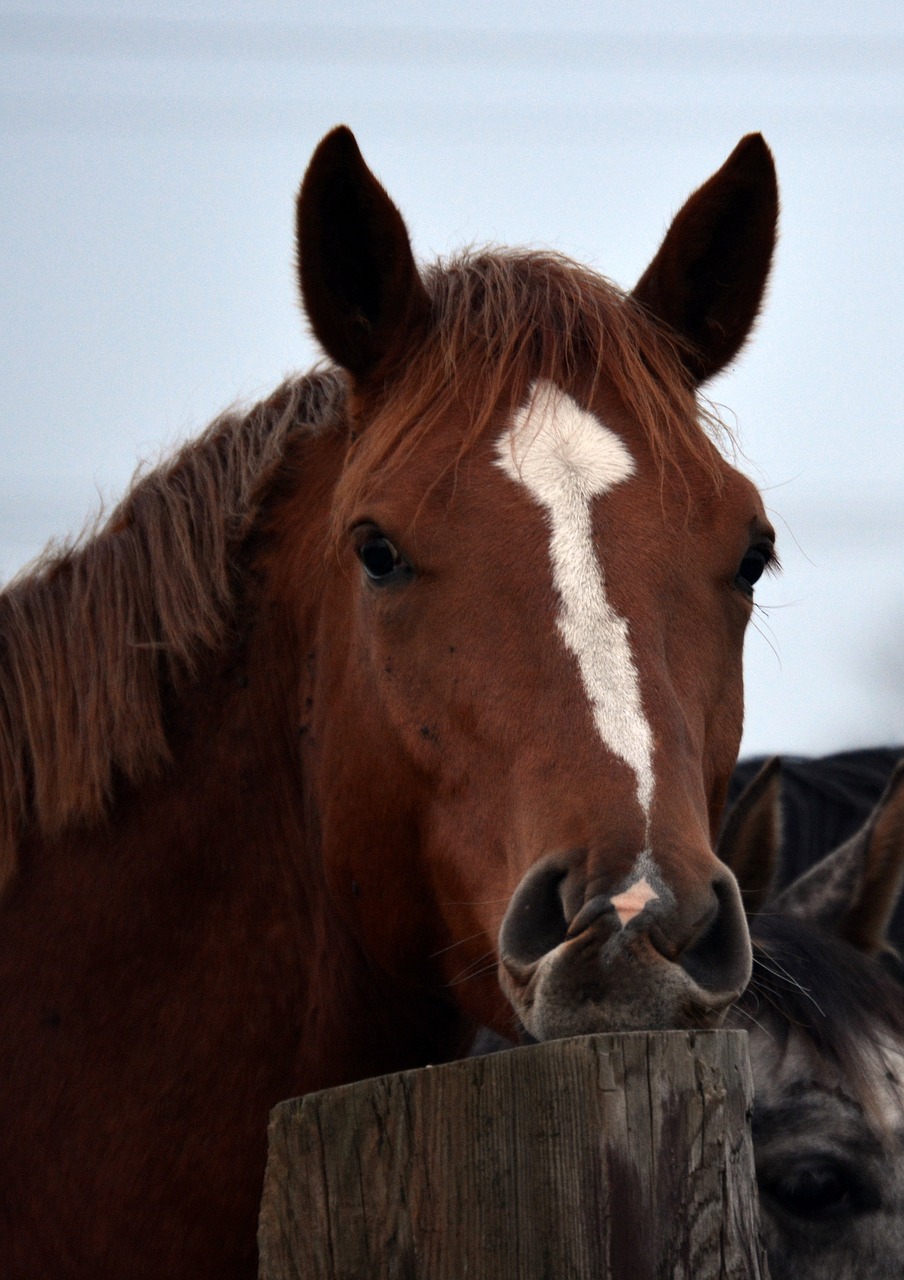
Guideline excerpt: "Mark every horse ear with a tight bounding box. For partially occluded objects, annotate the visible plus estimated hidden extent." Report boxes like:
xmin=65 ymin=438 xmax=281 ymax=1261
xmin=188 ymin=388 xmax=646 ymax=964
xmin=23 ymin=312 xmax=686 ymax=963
xmin=771 ymin=762 xmax=904 ymax=955
xmin=296 ymin=126 xmax=430 ymax=381
xmin=717 ymin=756 xmax=782 ymax=917
xmin=631 ymin=134 xmax=779 ymax=385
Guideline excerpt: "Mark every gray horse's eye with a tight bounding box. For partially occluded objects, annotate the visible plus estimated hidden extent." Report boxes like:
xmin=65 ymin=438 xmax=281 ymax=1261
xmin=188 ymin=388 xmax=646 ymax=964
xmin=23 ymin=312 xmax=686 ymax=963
xmin=762 ymin=1160 xmax=874 ymax=1220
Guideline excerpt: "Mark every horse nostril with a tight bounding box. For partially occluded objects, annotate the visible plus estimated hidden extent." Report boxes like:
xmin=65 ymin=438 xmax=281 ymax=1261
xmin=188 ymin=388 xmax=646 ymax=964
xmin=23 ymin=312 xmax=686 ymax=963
xmin=499 ymin=857 xmax=571 ymax=970
xmin=677 ymin=875 xmax=751 ymax=995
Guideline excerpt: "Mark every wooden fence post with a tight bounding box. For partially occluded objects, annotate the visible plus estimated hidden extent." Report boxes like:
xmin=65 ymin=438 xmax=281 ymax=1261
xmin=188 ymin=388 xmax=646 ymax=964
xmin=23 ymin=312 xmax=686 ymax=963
xmin=258 ymin=1030 xmax=769 ymax=1280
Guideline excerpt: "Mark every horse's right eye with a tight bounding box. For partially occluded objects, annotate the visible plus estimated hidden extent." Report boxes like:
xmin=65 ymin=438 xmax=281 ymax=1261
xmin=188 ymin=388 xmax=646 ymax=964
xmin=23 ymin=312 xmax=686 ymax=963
xmin=356 ymin=533 xmax=413 ymax=586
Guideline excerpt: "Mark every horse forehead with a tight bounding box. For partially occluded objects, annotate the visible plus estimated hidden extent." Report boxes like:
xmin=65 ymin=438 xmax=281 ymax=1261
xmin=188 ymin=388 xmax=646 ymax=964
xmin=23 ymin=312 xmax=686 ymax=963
xmin=756 ymin=1025 xmax=904 ymax=1133
xmin=495 ymin=380 xmax=636 ymax=502
xmin=871 ymin=1039 xmax=904 ymax=1131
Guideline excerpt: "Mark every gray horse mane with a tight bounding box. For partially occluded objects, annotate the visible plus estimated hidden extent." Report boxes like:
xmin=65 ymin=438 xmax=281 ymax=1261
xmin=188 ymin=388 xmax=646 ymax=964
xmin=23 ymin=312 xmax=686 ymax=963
xmin=742 ymin=912 xmax=904 ymax=1115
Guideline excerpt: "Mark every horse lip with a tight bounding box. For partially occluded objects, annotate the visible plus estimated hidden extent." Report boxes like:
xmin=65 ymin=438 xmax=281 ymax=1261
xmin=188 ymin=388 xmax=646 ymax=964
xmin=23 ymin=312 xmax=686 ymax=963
xmin=710 ymin=983 xmax=745 ymax=1006
xmin=646 ymin=918 xmax=679 ymax=961
xmin=642 ymin=922 xmax=746 ymax=1012
xmin=504 ymin=901 xmax=646 ymax=981
xmin=498 ymin=950 xmax=539 ymax=985
xmin=501 ymin=904 xmax=746 ymax=1028
xmin=646 ymin=900 xmax=720 ymax=963
xmin=501 ymin=933 xmax=744 ymax=1040
xmin=685 ymin=982 xmax=745 ymax=1020
xmin=566 ymin=896 xmax=619 ymax=938
xmin=682 ymin=999 xmax=733 ymax=1030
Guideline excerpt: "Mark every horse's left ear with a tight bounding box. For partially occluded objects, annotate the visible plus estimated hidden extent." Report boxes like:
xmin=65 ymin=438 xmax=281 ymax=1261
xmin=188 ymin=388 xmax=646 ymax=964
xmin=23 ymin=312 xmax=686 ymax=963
xmin=631 ymin=134 xmax=779 ymax=385
xmin=296 ymin=125 xmax=431 ymax=382
xmin=771 ymin=761 xmax=904 ymax=955
xmin=717 ymin=756 xmax=782 ymax=917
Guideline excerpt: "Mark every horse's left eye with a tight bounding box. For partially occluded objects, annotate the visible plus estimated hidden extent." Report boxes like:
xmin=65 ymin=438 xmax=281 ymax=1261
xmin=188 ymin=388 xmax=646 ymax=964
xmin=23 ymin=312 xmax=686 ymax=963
xmin=735 ymin=545 xmax=772 ymax=597
xmin=762 ymin=1160 xmax=874 ymax=1220
xmin=357 ymin=534 xmax=413 ymax=585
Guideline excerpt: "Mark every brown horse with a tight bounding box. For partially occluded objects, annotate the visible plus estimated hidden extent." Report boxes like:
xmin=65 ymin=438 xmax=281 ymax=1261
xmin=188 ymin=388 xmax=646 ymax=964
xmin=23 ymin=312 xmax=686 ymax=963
xmin=0 ymin=127 xmax=778 ymax=1278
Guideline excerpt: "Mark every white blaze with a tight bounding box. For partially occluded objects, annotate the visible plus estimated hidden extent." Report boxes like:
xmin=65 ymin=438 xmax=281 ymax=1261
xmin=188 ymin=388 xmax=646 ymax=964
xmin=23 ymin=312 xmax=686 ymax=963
xmin=495 ymin=380 xmax=655 ymax=821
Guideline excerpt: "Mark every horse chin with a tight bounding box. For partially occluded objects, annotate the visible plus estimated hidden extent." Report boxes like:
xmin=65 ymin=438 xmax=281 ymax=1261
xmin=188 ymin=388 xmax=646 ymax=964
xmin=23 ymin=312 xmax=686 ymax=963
xmin=499 ymin=926 xmax=739 ymax=1040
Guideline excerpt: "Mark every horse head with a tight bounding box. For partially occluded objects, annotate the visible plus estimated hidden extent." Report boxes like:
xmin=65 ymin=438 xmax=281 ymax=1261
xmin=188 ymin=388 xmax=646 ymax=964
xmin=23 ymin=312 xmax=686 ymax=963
xmin=286 ymin=126 xmax=779 ymax=1053
xmin=0 ymin=126 xmax=786 ymax=1279
xmin=721 ymin=757 xmax=904 ymax=1280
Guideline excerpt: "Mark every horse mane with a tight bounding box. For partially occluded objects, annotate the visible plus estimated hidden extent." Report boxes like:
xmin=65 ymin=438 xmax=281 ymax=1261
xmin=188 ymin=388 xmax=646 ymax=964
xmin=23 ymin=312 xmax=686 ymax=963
xmin=331 ymin=247 xmax=730 ymax=535
xmin=0 ymin=369 xmax=346 ymax=887
xmin=741 ymin=913 xmax=904 ymax=1123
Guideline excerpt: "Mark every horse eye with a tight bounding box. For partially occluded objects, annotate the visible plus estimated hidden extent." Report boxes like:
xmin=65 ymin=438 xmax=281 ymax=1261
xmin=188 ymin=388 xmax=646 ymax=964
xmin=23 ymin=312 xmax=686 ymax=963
xmin=764 ymin=1162 xmax=862 ymax=1220
xmin=357 ymin=534 xmax=412 ymax=585
xmin=735 ymin=545 xmax=771 ymax=597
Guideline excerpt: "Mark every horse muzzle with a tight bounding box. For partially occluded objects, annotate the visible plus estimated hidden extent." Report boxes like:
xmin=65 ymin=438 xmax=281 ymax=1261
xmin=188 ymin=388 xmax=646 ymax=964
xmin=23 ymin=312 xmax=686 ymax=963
xmin=497 ymin=849 xmax=752 ymax=1039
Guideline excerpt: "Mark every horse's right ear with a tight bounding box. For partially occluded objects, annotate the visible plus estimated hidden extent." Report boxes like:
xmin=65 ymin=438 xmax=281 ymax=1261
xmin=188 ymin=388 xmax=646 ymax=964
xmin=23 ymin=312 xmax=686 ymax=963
xmin=772 ymin=761 xmax=904 ymax=955
xmin=717 ymin=756 xmax=783 ymax=917
xmin=631 ymin=134 xmax=778 ymax=385
xmin=296 ymin=126 xmax=430 ymax=382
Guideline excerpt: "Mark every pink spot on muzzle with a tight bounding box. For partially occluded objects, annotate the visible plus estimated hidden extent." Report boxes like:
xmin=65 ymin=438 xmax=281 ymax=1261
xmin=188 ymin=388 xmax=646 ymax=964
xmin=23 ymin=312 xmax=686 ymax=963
xmin=610 ymin=876 xmax=659 ymax=925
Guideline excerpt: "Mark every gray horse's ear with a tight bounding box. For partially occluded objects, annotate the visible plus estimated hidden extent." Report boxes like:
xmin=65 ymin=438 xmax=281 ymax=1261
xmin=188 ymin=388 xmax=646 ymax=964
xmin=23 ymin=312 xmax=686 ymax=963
xmin=771 ymin=761 xmax=904 ymax=954
xmin=717 ymin=756 xmax=782 ymax=917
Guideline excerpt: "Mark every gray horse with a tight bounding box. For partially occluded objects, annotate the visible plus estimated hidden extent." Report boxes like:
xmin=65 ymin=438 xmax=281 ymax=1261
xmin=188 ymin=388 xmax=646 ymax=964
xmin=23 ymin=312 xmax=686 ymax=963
xmin=720 ymin=757 xmax=904 ymax=1280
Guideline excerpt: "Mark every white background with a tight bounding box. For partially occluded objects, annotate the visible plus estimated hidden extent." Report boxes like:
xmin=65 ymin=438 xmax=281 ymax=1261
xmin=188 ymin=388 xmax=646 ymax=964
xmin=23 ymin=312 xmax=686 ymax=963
xmin=3 ymin=1 xmax=903 ymax=755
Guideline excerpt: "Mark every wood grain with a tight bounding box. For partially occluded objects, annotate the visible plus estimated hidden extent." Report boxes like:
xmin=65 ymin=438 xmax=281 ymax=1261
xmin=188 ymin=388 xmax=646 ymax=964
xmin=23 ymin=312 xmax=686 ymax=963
xmin=258 ymin=1030 xmax=769 ymax=1279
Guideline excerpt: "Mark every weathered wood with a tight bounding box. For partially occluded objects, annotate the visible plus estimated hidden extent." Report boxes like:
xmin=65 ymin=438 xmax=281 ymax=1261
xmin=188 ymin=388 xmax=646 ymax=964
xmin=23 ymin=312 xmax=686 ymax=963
xmin=258 ymin=1030 xmax=769 ymax=1280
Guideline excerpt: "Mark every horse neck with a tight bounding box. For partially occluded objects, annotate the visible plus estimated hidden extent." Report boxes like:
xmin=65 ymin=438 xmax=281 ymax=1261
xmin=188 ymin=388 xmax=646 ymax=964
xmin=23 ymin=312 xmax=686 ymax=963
xmin=5 ymin=607 xmax=465 ymax=1095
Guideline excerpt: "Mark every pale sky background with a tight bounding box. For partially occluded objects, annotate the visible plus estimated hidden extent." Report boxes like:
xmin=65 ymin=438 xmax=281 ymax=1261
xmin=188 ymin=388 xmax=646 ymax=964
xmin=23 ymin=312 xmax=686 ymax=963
xmin=2 ymin=1 xmax=903 ymax=757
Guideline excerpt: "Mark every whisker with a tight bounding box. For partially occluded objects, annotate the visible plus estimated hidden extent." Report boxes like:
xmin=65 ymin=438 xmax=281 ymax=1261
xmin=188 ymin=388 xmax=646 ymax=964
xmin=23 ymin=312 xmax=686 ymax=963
xmin=765 ymin=505 xmax=815 ymax=569
xmin=746 ymin=973 xmax=823 ymax=1032
xmin=457 ymin=947 xmax=497 ymax=975
xmin=429 ymin=930 xmax=489 ymax=960
xmin=750 ymin=609 xmax=782 ymax=667
xmin=731 ymin=1002 xmax=777 ymax=1044
xmin=445 ymin=948 xmax=498 ymax=986
xmin=754 ymin=952 xmax=825 ymax=1015
xmin=439 ymin=896 xmax=510 ymax=907
xmin=446 ymin=961 xmax=501 ymax=988
xmin=445 ymin=950 xmax=500 ymax=987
